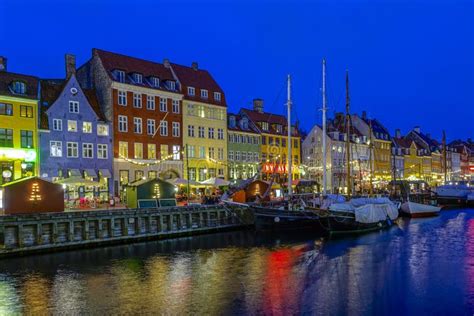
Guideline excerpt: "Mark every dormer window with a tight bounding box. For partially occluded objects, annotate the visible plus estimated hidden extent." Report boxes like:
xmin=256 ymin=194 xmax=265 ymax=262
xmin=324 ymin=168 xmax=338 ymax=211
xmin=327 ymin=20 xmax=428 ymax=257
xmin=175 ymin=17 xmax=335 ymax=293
xmin=11 ymin=81 xmax=26 ymax=94
xmin=201 ymin=89 xmax=208 ymax=98
xmin=188 ymin=87 xmax=195 ymax=96
xmin=116 ymin=70 xmax=125 ymax=83
xmin=133 ymin=73 xmax=143 ymax=84
xmin=242 ymin=118 xmax=249 ymax=129
xmin=229 ymin=116 xmax=236 ymax=128
xmin=261 ymin=122 xmax=269 ymax=131
xmin=150 ymin=77 xmax=160 ymax=88
xmin=275 ymin=124 xmax=282 ymax=133
xmin=167 ymin=81 xmax=176 ymax=90
xmin=214 ymin=92 xmax=221 ymax=101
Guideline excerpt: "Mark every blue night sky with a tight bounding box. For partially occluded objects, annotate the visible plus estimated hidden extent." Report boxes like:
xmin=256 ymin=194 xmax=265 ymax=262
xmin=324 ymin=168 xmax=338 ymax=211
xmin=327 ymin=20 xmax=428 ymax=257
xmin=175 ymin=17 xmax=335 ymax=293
xmin=1 ymin=0 xmax=473 ymax=141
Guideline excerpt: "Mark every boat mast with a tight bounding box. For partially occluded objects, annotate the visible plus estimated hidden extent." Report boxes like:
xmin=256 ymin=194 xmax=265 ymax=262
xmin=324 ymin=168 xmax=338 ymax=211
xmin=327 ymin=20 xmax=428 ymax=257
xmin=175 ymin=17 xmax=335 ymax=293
xmin=369 ymin=120 xmax=374 ymax=195
xmin=442 ymin=130 xmax=447 ymax=184
xmin=345 ymin=71 xmax=352 ymax=197
xmin=287 ymin=74 xmax=293 ymax=201
xmin=322 ymin=59 xmax=328 ymax=195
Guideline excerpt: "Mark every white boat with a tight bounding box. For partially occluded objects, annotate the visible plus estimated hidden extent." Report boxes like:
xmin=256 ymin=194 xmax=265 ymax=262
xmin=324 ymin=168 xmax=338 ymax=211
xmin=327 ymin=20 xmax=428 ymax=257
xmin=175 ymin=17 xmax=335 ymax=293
xmin=436 ymin=184 xmax=472 ymax=200
xmin=400 ymin=201 xmax=441 ymax=217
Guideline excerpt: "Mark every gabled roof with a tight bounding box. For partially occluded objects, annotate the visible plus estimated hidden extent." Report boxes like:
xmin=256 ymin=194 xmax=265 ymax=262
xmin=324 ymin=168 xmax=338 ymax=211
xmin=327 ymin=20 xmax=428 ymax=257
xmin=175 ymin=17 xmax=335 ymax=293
xmin=240 ymin=108 xmax=299 ymax=136
xmin=363 ymin=118 xmax=391 ymax=141
xmin=392 ymin=137 xmax=415 ymax=149
xmin=170 ymin=62 xmax=226 ymax=106
xmin=408 ymin=130 xmax=440 ymax=152
xmin=94 ymin=48 xmax=176 ymax=85
xmin=0 ymin=71 xmax=39 ymax=100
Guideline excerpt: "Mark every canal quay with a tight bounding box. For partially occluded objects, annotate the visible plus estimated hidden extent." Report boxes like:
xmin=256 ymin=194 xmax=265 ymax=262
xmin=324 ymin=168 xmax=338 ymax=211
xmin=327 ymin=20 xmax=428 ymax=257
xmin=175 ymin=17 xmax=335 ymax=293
xmin=0 ymin=208 xmax=472 ymax=315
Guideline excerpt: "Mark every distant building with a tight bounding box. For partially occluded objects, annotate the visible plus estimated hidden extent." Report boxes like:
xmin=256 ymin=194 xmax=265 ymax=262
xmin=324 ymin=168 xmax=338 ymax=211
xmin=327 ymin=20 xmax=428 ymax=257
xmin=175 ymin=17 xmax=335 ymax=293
xmin=302 ymin=124 xmax=332 ymax=191
xmin=0 ymin=56 xmax=39 ymax=185
xmin=39 ymin=54 xmax=113 ymax=199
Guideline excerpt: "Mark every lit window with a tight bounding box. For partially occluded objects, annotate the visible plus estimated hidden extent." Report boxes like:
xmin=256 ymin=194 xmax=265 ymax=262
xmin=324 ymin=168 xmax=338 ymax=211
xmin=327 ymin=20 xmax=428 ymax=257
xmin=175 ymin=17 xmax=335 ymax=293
xmin=188 ymin=87 xmax=195 ymax=96
xmin=214 ymin=92 xmax=221 ymax=101
xmin=118 ymin=90 xmax=127 ymax=106
xmin=21 ymin=130 xmax=33 ymax=148
xmin=0 ymin=128 xmax=13 ymax=147
xmin=82 ymin=143 xmax=94 ymax=158
xmin=97 ymin=144 xmax=108 ymax=159
xmin=50 ymin=141 xmax=62 ymax=157
xmin=133 ymin=93 xmax=142 ymax=108
xmin=173 ymin=145 xmax=181 ymax=160
xmin=199 ymin=146 xmax=205 ymax=158
xmin=119 ymin=141 xmax=128 ymax=158
xmin=172 ymin=99 xmax=180 ymax=113
xmin=134 ymin=117 xmax=142 ymax=134
xmin=53 ymin=119 xmax=62 ymax=131
xmin=69 ymin=101 xmax=79 ymax=113
xmin=118 ymin=115 xmax=128 ymax=132
xmin=148 ymin=144 xmax=156 ymax=159
xmin=201 ymin=89 xmax=208 ymax=98
xmin=68 ymin=120 xmax=77 ymax=132
xmin=160 ymin=144 xmax=169 ymax=159
xmin=83 ymin=122 xmax=92 ymax=133
xmin=172 ymin=122 xmax=180 ymax=137
xmin=147 ymin=95 xmax=155 ymax=110
xmin=67 ymin=142 xmax=79 ymax=158
xmin=188 ymin=145 xmax=195 ymax=158
xmin=97 ymin=124 xmax=109 ymax=136
xmin=20 ymin=105 xmax=33 ymax=118
xmin=147 ymin=119 xmax=155 ymax=135
xmin=134 ymin=143 xmax=143 ymax=159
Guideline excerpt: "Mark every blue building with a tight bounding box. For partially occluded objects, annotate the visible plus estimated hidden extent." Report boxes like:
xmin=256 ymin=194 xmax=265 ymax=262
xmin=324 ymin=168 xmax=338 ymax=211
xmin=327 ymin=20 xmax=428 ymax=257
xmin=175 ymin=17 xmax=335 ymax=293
xmin=39 ymin=55 xmax=113 ymax=200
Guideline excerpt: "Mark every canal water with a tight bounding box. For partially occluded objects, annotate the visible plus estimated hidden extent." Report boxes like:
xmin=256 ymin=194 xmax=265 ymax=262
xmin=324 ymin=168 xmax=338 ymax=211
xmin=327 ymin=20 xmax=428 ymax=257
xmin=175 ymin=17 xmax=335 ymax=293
xmin=0 ymin=209 xmax=473 ymax=315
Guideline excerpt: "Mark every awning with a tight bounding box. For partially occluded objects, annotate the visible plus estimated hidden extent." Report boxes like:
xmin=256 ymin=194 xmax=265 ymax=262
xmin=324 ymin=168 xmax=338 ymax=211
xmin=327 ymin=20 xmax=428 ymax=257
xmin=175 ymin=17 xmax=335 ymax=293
xmin=84 ymin=169 xmax=98 ymax=178
xmin=56 ymin=177 xmax=100 ymax=186
xmin=99 ymin=169 xmax=112 ymax=178
xmin=69 ymin=169 xmax=81 ymax=177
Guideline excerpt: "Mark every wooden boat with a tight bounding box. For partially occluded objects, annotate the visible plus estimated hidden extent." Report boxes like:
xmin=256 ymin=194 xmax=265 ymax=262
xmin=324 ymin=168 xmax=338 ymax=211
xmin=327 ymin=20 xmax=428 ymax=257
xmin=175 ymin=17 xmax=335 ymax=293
xmin=400 ymin=201 xmax=441 ymax=218
xmin=251 ymin=204 xmax=322 ymax=231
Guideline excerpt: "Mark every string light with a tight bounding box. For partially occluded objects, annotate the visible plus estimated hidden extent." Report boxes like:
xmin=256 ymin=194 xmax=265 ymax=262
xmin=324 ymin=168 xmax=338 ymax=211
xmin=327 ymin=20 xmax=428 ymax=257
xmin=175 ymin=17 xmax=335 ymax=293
xmin=119 ymin=154 xmax=175 ymax=166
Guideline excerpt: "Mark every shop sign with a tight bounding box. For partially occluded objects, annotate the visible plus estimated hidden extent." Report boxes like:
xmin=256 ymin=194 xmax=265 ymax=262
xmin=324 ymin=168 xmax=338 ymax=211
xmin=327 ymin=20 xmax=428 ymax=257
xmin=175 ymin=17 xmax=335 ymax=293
xmin=0 ymin=148 xmax=37 ymax=162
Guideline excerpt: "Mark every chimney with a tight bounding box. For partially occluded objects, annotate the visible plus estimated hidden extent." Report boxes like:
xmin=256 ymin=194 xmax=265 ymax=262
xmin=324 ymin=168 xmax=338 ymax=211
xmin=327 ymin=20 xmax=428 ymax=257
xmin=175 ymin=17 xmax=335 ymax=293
xmin=414 ymin=126 xmax=420 ymax=133
xmin=65 ymin=54 xmax=76 ymax=78
xmin=0 ymin=56 xmax=7 ymax=71
xmin=362 ymin=110 xmax=367 ymax=120
xmin=253 ymin=98 xmax=264 ymax=113
xmin=163 ymin=58 xmax=170 ymax=68
xmin=191 ymin=61 xmax=198 ymax=70
xmin=395 ymin=129 xmax=401 ymax=138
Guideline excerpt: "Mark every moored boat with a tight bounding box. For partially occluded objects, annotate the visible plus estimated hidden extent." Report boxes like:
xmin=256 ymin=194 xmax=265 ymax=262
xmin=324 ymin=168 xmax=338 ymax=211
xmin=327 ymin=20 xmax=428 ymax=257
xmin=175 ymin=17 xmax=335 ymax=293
xmin=251 ymin=204 xmax=322 ymax=231
xmin=436 ymin=184 xmax=472 ymax=205
xmin=400 ymin=201 xmax=441 ymax=218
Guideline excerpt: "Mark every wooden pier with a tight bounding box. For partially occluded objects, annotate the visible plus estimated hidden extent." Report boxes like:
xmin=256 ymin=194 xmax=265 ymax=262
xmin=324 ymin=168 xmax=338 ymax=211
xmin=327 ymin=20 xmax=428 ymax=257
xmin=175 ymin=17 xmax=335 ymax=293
xmin=0 ymin=205 xmax=253 ymax=257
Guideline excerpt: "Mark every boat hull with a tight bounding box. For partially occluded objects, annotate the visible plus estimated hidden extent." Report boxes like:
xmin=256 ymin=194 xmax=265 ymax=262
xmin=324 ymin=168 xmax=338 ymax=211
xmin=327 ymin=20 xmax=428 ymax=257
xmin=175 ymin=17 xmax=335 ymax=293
xmin=400 ymin=201 xmax=441 ymax=218
xmin=319 ymin=212 xmax=393 ymax=236
xmin=251 ymin=206 xmax=323 ymax=232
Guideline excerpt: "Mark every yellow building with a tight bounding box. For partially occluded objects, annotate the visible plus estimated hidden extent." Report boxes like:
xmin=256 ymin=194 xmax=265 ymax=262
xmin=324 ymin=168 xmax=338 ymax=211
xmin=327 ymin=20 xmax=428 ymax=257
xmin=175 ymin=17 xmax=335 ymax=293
xmin=241 ymin=99 xmax=301 ymax=183
xmin=171 ymin=62 xmax=228 ymax=181
xmin=402 ymin=140 xmax=423 ymax=180
xmin=0 ymin=61 xmax=39 ymax=185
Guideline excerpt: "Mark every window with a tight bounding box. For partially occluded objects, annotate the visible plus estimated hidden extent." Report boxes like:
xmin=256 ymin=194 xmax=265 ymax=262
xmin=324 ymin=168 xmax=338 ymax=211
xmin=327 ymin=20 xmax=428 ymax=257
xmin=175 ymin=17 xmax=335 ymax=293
xmin=261 ymin=122 xmax=269 ymax=131
xmin=198 ymin=126 xmax=205 ymax=138
xmin=119 ymin=141 xmax=128 ymax=158
xmin=218 ymin=148 xmax=224 ymax=160
xmin=147 ymin=95 xmax=155 ymax=110
xmin=135 ymin=170 xmax=144 ymax=181
xmin=83 ymin=143 xmax=94 ymax=158
xmin=148 ymin=171 xmax=157 ymax=179
xmin=172 ymin=99 xmax=180 ymax=113
xmin=20 ymin=105 xmax=33 ymax=118
xmin=294 ymin=139 xmax=299 ymax=148
xmin=97 ymin=124 xmax=109 ymax=136
xmin=208 ymin=147 xmax=215 ymax=159
xmin=199 ymin=146 xmax=206 ymax=158
xmin=172 ymin=145 xmax=180 ymax=160
xmin=134 ymin=73 xmax=143 ymax=84
xmin=69 ymin=101 xmax=79 ymax=113
xmin=12 ymin=81 xmax=26 ymax=94
xmin=188 ymin=87 xmax=195 ymax=96
xmin=133 ymin=117 xmax=142 ymax=134
xmin=187 ymin=145 xmax=195 ymax=158
xmin=229 ymin=151 xmax=234 ymax=161
xmin=118 ymin=115 xmax=128 ymax=132
xmin=118 ymin=90 xmax=127 ymax=106
xmin=50 ymin=141 xmax=62 ymax=157
xmin=201 ymin=89 xmax=208 ymax=98
xmin=282 ymin=138 xmax=286 ymax=147
xmin=262 ymin=136 xmax=267 ymax=145
xmin=20 ymin=130 xmax=33 ymax=148
xmin=67 ymin=142 xmax=78 ymax=158
xmin=218 ymin=168 xmax=224 ymax=177
xmin=82 ymin=122 xmax=92 ymax=133
xmin=159 ymin=98 xmax=167 ymax=112
xmin=150 ymin=77 xmax=159 ymax=87
xmin=217 ymin=128 xmax=224 ymax=140
xmin=160 ymin=144 xmax=168 ymax=159
xmin=236 ymin=151 xmax=241 ymax=161
xmin=148 ymin=144 xmax=156 ymax=159
xmin=208 ymin=127 xmax=215 ymax=139
xmin=199 ymin=168 xmax=206 ymax=181
xmin=172 ymin=122 xmax=180 ymax=137
xmin=0 ymin=103 xmax=13 ymax=116
xmin=160 ymin=120 xmax=168 ymax=136
xmin=67 ymin=120 xmax=77 ymax=132
xmin=52 ymin=119 xmax=62 ymax=131
xmin=254 ymin=152 xmax=259 ymax=162
xmin=117 ymin=70 xmax=125 ymax=83
xmin=188 ymin=125 xmax=195 ymax=137
xmin=147 ymin=119 xmax=155 ymax=135
xmin=188 ymin=168 xmax=196 ymax=181
xmin=119 ymin=170 xmax=129 ymax=185
xmin=242 ymin=152 xmax=247 ymax=162
xmin=133 ymin=93 xmax=142 ymax=108
xmin=214 ymin=92 xmax=221 ymax=101
xmin=276 ymin=125 xmax=282 ymax=133
xmin=168 ymin=81 xmax=176 ymax=90
xmin=97 ymin=144 xmax=108 ymax=159
xmin=134 ymin=143 xmax=143 ymax=159
xmin=0 ymin=129 xmax=13 ymax=147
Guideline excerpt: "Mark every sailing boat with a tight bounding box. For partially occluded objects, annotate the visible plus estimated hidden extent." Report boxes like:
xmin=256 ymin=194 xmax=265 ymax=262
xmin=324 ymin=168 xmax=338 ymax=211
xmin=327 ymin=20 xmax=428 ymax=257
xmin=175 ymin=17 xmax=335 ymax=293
xmin=318 ymin=70 xmax=399 ymax=235
xmin=250 ymin=75 xmax=322 ymax=231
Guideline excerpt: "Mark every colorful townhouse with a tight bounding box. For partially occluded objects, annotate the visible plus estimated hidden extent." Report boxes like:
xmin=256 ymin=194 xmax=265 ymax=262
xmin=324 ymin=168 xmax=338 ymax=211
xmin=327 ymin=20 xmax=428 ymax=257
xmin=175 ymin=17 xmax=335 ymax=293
xmin=351 ymin=112 xmax=392 ymax=187
xmin=172 ymin=62 xmax=228 ymax=182
xmin=227 ymin=113 xmax=261 ymax=181
xmin=406 ymin=127 xmax=441 ymax=186
xmin=0 ymin=57 xmax=39 ymax=185
xmin=450 ymin=140 xmax=472 ymax=181
xmin=77 ymin=49 xmax=184 ymax=198
xmin=240 ymin=99 xmax=301 ymax=184
xmin=39 ymin=55 xmax=113 ymax=199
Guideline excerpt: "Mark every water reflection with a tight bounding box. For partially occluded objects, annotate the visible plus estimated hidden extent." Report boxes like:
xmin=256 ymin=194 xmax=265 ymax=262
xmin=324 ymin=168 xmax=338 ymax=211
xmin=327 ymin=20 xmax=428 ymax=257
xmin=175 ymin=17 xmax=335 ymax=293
xmin=0 ymin=210 xmax=473 ymax=314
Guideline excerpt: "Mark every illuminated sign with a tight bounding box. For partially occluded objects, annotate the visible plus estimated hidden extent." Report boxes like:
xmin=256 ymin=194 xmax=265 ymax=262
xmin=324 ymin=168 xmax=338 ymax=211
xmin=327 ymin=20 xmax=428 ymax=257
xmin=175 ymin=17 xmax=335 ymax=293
xmin=0 ymin=148 xmax=37 ymax=162
xmin=262 ymin=163 xmax=288 ymax=174
xmin=470 ymin=166 xmax=474 ymax=173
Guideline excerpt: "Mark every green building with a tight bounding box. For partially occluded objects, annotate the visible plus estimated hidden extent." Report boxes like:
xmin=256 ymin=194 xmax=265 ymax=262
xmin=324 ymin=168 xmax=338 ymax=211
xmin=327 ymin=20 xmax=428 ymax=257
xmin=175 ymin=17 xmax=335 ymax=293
xmin=227 ymin=113 xmax=261 ymax=181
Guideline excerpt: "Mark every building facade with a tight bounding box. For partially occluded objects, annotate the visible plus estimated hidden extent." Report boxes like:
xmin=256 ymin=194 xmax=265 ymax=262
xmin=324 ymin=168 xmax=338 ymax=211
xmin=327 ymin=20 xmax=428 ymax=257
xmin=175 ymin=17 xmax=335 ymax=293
xmin=240 ymin=99 xmax=301 ymax=183
xmin=0 ymin=57 xmax=39 ymax=185
xmin=77 ymin=49 xmax=184 ymax=198
xmin=227 ymin=113 xmax=261 ymax=181
xmin=302 ymin=124 xmax=332 ymax=190
xmin=39 ymin=55 xmax=113 ymax=199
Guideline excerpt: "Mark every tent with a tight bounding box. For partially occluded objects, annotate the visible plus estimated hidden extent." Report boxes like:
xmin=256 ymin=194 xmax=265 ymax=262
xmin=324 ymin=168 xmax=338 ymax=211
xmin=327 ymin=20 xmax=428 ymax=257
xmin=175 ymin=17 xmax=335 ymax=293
xmin=200 ymin=177 xmax=230 ymax=187
xmin=166 ymin=177 xmax=201 ymax=186
xmin=126 ymin=178 xmax=176 ymax=208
